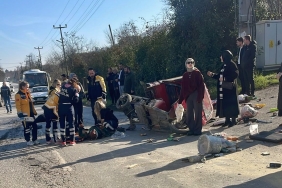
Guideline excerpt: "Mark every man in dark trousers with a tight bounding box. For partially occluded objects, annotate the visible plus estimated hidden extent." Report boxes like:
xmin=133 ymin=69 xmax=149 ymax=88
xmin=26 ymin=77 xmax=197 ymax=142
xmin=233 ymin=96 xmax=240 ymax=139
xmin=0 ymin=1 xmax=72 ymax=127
xmin=106 ymin=68 xmax=115 ymax=105
xmin=1 ymin=81 xmax=12 ymax=113
xmin=117 ymin=63 xmax=125 ymax=95
xmin=236 ymin=37 xmax=246 ymax=94
xmin=123 ymin=66 xmax=135 ymax=95
xmin=87 ymin=68 xmax=107 ymax=125
xmin=242 ymin=35 xmax=257 ymax=97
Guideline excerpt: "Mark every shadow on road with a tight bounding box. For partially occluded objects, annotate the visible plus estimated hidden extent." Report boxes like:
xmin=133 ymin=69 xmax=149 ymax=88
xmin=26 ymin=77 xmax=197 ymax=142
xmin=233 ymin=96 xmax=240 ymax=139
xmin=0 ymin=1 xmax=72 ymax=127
xmin=224 ymin=170 xmax=282 ymax=188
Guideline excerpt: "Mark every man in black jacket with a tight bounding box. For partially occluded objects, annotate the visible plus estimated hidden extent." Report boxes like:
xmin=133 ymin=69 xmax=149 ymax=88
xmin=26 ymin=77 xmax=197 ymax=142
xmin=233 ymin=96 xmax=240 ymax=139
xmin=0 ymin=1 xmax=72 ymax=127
xmin=236 ymin=37 xmax=246 ymax=94
xmin=1 ymin=81 xmax=12 ymax=113
xmin=87 ymin=68 xmax=107 ymax=125
xmin=106 ymin=68 xmax=115 ymax=105
xmin=242 ymin=35 xmax=257 ymax=97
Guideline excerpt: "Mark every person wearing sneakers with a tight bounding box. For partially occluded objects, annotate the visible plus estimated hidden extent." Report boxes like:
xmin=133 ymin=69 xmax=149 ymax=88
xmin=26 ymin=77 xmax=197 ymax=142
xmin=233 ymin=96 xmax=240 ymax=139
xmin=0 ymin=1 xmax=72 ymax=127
xmin=42 ymin=79 xmax=61 ymax=144
xmin=1 ymin=81 xmax=12 ymax=113
xmin=58 ymin=78 xmax=79 ymax=146
xmin=15 ymin=81 xmax=40 ymax=146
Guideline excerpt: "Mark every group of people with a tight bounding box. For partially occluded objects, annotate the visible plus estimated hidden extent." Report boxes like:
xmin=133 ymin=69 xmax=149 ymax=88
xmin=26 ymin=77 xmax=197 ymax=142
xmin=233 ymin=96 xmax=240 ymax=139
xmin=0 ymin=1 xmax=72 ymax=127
xmin=15 ymin=69 xmax=120 ymax=146
xmin=178 ymin=35 xmax=258 ymax=136
xmin=106 ymin=64 xmax=135 ymax=106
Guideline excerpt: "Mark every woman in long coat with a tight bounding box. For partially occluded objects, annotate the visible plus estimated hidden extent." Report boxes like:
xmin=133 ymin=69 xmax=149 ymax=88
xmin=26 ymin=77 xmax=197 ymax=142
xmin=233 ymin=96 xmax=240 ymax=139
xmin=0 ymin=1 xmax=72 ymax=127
xmin=207 ymin=50 xmax=240 ymax=127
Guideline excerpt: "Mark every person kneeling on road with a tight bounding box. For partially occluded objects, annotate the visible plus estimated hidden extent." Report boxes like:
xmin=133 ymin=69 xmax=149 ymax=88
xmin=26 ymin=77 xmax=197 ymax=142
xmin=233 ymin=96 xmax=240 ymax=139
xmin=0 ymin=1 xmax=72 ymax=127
xmin=15 ymin=81 xmax=40 ymax=146
xmin=78 ymin=99 xmax=123 ymax=141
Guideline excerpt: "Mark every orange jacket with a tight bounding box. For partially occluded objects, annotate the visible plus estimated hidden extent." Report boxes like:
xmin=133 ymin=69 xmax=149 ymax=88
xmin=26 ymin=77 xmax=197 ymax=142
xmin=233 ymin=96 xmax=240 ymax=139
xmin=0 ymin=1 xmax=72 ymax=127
xmin=15 ymin=89 xmax=37 ymax=117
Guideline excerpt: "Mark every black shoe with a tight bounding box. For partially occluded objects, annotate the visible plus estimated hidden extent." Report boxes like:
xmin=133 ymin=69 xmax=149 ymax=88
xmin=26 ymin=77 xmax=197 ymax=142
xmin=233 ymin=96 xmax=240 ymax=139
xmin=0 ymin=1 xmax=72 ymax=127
xmin=222 ymin=122 xmax=230 ymax=127
xmin=187 ymin=131 xmax=193 ymax=136
xmin=117 ymin=127 xmax=126 ymax=132
xmin=193 ymin=133 xmax=202 ymax=136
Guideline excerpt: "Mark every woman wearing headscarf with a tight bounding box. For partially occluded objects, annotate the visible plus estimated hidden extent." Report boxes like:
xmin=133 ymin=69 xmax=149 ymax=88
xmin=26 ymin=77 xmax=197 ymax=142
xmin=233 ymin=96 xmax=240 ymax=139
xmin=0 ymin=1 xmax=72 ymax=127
xmin=207 ymin=50 xmax=240 ymax=127
xmin=178 ymin=58 xmax=205 ymax=136
xmin=15 ymin=81 xmax=39 ymax=146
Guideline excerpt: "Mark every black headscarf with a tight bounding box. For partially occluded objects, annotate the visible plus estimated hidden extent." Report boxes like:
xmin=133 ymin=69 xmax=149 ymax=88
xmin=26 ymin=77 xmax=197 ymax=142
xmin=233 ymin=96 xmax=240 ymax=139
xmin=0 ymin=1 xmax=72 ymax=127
xmin=221 ymin=50 xmax=233 ymax=63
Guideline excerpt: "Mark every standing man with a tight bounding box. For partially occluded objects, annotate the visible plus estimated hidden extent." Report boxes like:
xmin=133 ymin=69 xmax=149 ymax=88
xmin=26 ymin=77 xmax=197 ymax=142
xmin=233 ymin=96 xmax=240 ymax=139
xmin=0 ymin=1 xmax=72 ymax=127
xmin=87 ymin=68 xmax=107 ymax=125
xmin=242 ymin=35 xmax=257 ymax=97
xmin=1 ymin=81 xmax=12 ymax=113
xmin=106 ymin=68 xmax=115 ymax=105
xmin=117 ymin=63 xmax=125 ymax=95
xmin=123 ymin=66 xmax=135 ymax=95
xmin=236 ymin=37 xmax=246 ymax=94
xmin=61 ymin=74 xmax=68 ymax=85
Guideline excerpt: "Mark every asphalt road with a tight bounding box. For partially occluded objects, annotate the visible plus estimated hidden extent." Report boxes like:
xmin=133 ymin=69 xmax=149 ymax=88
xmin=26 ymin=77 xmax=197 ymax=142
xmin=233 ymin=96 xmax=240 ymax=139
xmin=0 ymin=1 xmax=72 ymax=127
xmin=0 ymin=84 xmax=282 ymax=188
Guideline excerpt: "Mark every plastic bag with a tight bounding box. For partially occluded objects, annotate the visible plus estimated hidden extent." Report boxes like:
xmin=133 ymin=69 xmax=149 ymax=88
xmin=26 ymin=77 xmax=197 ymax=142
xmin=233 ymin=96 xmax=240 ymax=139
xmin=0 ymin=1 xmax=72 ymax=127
xmin=175 ymin=103 xmax=184 ymax=122
xmin=238 ymin=94 xmax=245 ymax=102
xmin=249 ymin=124 xmax=258 ymax=135
xmin=240 ymin=105 xmax=258 ymax=118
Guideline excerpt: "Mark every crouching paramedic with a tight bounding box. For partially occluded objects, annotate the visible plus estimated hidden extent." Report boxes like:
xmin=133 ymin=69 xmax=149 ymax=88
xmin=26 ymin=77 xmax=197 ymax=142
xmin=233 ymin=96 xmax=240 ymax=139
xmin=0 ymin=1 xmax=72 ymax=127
xmin=58 ymin=78 xmax=79 ymax=146
xmin=42 ymin=79 xmax=61 ymax=144
xmin=15 ymin=81 xmax=39 ymax=146
xmin=87 ymin=68 xmax=107 ymax=125
xmin=79 ymin=99 xmax=119 ymax=140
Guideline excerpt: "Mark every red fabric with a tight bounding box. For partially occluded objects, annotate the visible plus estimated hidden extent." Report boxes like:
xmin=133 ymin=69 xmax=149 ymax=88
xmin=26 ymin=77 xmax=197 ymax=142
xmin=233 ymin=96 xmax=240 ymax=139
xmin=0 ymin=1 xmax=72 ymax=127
xmin=178 ymin=69 xmax=205 ymax=104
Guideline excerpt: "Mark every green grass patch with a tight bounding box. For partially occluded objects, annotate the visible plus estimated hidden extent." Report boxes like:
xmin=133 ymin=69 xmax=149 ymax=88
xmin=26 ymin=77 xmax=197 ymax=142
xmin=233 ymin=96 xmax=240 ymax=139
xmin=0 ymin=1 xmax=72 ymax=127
xmin=254 ymin=73 xmax=279 ymax=90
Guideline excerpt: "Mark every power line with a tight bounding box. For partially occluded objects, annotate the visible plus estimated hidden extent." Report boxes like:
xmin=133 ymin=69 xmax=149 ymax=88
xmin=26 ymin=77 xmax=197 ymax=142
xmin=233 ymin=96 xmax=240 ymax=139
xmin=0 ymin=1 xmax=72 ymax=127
xmin=39 ymin=0 xmax=71 ymax=46
xmin=71 ymin=0 xmax=102 ymax=33
xmin=65 ymin=0 xmax=86 ymax=24
xmin=67 ymin=0 xmax=100 ymax=32
xmin=74 ymin=0 xmax=105 ymax=33
xmin=60 ymin=0 xmax=80 ymax=24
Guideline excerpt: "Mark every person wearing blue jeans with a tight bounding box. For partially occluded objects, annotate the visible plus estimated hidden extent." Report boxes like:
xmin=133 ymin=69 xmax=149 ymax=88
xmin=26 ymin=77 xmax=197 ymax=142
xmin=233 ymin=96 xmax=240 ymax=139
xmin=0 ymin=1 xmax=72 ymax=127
xmin=1 ymin=81 xmax=12 ymax=113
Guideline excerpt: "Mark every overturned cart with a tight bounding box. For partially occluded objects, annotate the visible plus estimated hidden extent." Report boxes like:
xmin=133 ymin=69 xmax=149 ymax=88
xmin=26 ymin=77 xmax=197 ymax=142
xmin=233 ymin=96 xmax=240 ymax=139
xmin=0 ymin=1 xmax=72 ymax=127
xmin=116 ymin=76 xmax=213 ymax=134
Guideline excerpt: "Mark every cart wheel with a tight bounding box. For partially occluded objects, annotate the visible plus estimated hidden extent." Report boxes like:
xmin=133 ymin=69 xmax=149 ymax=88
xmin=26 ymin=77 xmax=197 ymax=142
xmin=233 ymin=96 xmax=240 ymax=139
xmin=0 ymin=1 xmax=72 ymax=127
xmin=116 ymin=94 xmax=132 ymax=109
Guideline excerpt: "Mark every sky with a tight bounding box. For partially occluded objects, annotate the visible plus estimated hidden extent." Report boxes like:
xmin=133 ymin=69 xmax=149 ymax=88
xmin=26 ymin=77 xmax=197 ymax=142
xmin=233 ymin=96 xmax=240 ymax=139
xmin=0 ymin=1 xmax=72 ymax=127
xmin=0 ymin=0 xmax=167 ymax=71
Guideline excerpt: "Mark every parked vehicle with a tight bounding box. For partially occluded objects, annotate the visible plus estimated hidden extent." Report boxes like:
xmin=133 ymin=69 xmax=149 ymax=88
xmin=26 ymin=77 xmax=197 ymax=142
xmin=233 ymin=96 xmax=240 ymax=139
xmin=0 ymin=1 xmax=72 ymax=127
xmin=30 ymin=86 xmax=49 ymax=104
xmin=22 ymin=69 xmax=51 ymax=91
xmin=116 ymin=76 xmax=213 ymax=133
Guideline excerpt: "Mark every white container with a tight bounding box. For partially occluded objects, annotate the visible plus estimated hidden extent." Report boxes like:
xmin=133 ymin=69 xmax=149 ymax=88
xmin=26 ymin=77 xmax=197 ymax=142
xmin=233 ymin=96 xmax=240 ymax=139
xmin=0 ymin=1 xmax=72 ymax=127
xmin=198 ymin=135 xmax=223 ymax=155
xmin=249 ymin=124 xmax=259 ymax=135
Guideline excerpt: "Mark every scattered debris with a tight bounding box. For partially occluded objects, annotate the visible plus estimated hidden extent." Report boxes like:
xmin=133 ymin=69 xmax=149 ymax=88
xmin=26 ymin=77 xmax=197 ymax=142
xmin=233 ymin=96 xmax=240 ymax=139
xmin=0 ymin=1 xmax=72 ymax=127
xmin=227 ymin=136 xmax=238 ymax=141
xmin=141 ymin=127 xmax=150 ymax=131
xmin=256 ymin=120 xmax=272 ymax=124
xmin=140 ymin=133 xmax=147 ymax=136
xmin=148 ymin=153 xmax=151 ymax=155
xmin=269 ymin=162 xmax=281 ymax=168
xmin=254 ymin=104 xmax=266 ymax=109
xmin=236 ymin=148 xmax=243 ymax=151
xmin=249 ymin=124 xmax=259 ymax=135
xmin=261 ymin=152 xmax=270 ymax=156
xmin=269 ymin=108 xmax=279 ymax=113
xmin=146 ymin=139 xmax=154 ymax=143
xmin=127 ymin=164 xmax=138 ymax=169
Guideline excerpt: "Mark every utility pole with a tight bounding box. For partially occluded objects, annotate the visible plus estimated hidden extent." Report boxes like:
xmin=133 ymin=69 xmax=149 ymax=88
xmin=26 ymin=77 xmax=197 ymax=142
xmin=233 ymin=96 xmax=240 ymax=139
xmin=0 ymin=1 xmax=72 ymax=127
xmin=53 ymin=24 xmax=68 ymax=75
xmin=108 ymin=24 xmax=115 ymax=46
xmin=34 ymin=46 xmax=43 ymax=70
xmin=26 ymin=55 xmax=32 ymax=69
